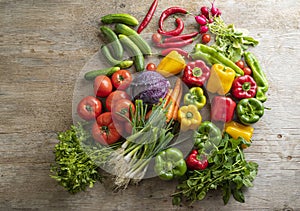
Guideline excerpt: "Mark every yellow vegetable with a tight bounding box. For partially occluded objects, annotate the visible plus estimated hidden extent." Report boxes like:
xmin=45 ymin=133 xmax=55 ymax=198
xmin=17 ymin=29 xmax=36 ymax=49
xmin=178 ymin=104 xmax=202 ymax=132
xmin=156 ymin=50 xmax=186 ymax=77
xmin=206 ymin=63 xmax=235 ymax=95
xmin=225 ymin=121 xmax=254 ymax=148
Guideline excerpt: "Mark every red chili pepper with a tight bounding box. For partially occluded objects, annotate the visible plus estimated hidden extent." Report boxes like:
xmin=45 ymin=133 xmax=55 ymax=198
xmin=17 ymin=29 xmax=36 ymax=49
xmin=137 ymin=0 xmax=158 ymax=34
xmin=164 ymin=31 xmax=199 ymax=43
xmin=157 ymin=17 xmax=184 ymax=37
xmin=161 ymin=48 xmax=191 ymax=60
xmin=158 ymin=6 xmax=188 ymax=30
xmin=155 ymin=37 xmax=194 ymax=48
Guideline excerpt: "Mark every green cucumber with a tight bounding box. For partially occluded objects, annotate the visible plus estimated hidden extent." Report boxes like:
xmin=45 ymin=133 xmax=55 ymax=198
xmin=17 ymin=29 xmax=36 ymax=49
xmin=101 ymin=13 xmax=139 ymax=26
xmin=100 ymin=26 xmax=123 ymax=60
xmin=101 ymin=45 xmax=133 ymax=69
xmin=118 ymin=34 xmax=144 ymax=72
xmin=115 ymin=23 xmax=152 ymax=55
xmin=84 ymin=66 xmax=120 ymax=81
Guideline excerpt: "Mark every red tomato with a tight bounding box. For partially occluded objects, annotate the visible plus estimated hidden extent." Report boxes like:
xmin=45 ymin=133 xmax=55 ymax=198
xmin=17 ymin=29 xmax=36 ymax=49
xmin=77 ymin=96 xmax=102 ymax=121
xmin=105 ymin=90 xmax=131 ymax=112
xmin=112 ymin=99 xmax=135 ymax=122
xmin=94 ymin=75 xmax=113 ymax=97
xmin=92 ymin=112 xmax=121 ymax=145
xmin=243 ymin=67 xmax=252 ymax=75
xmin=111 ymin=69 xmax=132 ymax=90
xmin=152 ymin=33 xmax=162 ymax=44
xmin=235 ymin=60 xmax=245 ymax=69
xmin=146 ymin=63 xmax=157 ymax=71
xmin=201 ymin=34 xmax=211 ymax=44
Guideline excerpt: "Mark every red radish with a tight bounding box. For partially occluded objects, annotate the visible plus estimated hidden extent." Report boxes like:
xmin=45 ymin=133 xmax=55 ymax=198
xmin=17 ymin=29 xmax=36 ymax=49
xmin=200 ymin=25 xmax=209 ymax=34
xmin=211 ymin=0 xmax=219 ymax=16
xmin=200 ymin=6 xmax=209 ymax=18
xmin=195 ymin=16 xmax=207 ymax=25
xmin=200 ymin=14 xmax=207 ymax=20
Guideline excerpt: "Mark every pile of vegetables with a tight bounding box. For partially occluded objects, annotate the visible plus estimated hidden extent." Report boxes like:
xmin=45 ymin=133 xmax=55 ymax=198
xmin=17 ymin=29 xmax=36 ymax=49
xmin=50 ymin=0 xmax=269 ymax=206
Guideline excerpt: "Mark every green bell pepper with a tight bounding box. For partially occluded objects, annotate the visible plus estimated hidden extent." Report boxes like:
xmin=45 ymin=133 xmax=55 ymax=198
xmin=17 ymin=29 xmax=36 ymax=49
xmin=193 ymin=121 xmax=222 ymax=154
xmin=236 ymin=97 xmax=264 ymax=125
xmin=184 ymin=87 xmax=206 ymax=110
xmin=154 ymin=148 xmax=187 ymax=180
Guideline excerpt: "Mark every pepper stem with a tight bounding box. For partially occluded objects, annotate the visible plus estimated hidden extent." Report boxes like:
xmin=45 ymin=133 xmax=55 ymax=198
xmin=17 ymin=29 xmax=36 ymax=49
xmin=192 ymin=67 xmax=203 ymax=77
xmin=242 ymin=82 xmax=251 ymax=92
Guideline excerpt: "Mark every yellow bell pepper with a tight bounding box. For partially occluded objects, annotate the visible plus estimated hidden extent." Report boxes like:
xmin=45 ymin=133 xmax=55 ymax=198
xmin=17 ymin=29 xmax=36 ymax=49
xmin=156 ymin=50 xmax=186 ymax=77
xmin=224 ymin=121 xmax=254 ymax=148
xmin=178 ymin=104 xmax=202 ymax=132
xmin=206 ymin=63 xmax=235 ymax=95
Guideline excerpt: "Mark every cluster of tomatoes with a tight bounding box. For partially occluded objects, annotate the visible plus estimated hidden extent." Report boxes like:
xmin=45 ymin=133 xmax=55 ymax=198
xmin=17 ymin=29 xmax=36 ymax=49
xmin=76 ymin=69 xmax=135 ymax=145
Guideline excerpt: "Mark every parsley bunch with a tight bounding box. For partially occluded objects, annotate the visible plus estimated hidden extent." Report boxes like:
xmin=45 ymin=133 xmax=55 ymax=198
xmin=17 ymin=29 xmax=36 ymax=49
xmin=172 ymin=133 xmax=258 ymax=205
xmin=50 ymin=123 xmax=102 ymax=194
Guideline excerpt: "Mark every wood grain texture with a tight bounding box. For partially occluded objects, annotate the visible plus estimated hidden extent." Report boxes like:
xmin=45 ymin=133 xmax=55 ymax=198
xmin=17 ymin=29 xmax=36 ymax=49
xmin=0 ymin=0 xmax=299 ymax=210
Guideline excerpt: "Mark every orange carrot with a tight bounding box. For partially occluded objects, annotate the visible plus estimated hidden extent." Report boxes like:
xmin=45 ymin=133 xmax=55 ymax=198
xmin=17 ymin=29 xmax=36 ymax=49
xmin=166 ymin=78 xmax=182 ymax=122
xmin=172 ymin=83 xmax=182 ymax=121
xmin=163 ymin=88 xmax=173 ymax=109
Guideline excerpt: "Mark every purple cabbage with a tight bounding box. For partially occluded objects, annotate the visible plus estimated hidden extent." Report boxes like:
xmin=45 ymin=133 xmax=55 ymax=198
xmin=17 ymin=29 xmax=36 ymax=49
xmin=128 ymin=71 xmax=170 ymax=104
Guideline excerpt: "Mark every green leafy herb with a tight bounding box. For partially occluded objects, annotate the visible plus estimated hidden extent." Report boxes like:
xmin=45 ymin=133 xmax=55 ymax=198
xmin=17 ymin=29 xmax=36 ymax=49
xmin=208 ymin=17 xmax=259 ymax=62
xmin=50 ymin=123 xmax=103 ymax=194
xmin=172 ymin=133 xmax=258 ymax=205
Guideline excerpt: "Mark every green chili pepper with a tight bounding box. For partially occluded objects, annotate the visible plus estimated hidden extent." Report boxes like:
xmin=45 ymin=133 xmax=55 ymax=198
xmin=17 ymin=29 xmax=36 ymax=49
xmin=154 ymin=147 xmax=187 ymax=180
xmin=244 ymin=52 xmax=269 ymax=102
xmin=191 ymin=44 xmax=244 ymax=77
xmin=236 ymin=98 xmax=264 ymax=125
xmin=184 ymin=87 xmax=206 ymax=110
xmin=193 ymin=121 xmax=222 ymax=154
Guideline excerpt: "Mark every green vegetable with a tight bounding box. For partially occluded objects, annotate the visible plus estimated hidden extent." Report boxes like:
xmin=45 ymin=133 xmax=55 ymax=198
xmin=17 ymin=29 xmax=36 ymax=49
xmin=193 ymin=121 xmax=222 ymax=155
xmin=236 ymin=97 xmax=265 ymax=125
xmin=244 ymin=51 xmax=269 ymax=102
xmin=172 ymin=133 xmax=258 ymax=205
xmin=118 ymin=34 xmax=145 ymax=72
xmin=208 ymin=17 xmax=259 ymax=62
xmin=110 ymin=99 xmax=175 ymax=189
xmin=115 ymin=23 xmax=152 ymax=55
xmin=50 ymin=123 xmax=102 ymax=194
xmin=84 ymin=66 xmax=120 ymax=81
xmin=184 ymin=87 xmax=206 ymax=110
xmin=101 ymin=13 xmax=139 ymax=26
xmin=100 ymin=26 xmax=124 ymax=60
xmin=191 ymin=44 xmax=244 ymax=77
xmin=101 ymin=45 xmax=133 ymax=68
xmin=154 ymin=147 xmax=187 ymax=180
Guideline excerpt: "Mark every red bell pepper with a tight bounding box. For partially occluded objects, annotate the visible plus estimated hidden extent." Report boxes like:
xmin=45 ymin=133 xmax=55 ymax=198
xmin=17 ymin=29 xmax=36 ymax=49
xmin=232 ymin=75 xmax=257 ymax=99
xmin=186 ymin=149 xmax=208 ymax=170
xmin=182 ymin=60 xmax=210 ymax=87
xmin=211 ymin=96 xmax=236 ymax=122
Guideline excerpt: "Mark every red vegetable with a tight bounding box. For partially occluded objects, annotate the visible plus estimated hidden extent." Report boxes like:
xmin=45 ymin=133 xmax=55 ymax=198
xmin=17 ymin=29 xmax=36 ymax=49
xmin=200 ymin=6 xmax=209 ymax=18
xmin=161 ymin=48 xmax=191 ymax=60
xmin=92 ymin=112 xmax=121 ymax=145
xmin=200 ymin=25 xmax=209 ymax=34
xmin=186 ymin=149 xmax=208 ymax=170
xmin=146 ymin=62 xmax=157 ymax=71
xmin=77 ymin=96 xmax=102 ymax=121
xmin=235 ymin=60 xmax=245 ymax=69
xmin=158 ymin=6 xmax=188 ymax=30
xmin=105 ymin=90 xmax=131 ymax=112
xmin=201 ymin=33 xmax=211 ymax=44
xmin=152 ymin=33 xmax=162 ymax=44
xmin=163 ymin=31 xmax=199 ymax=43
xmin=182 ymin=60 xmax=210 ymax=87
xmin=243 ymin=66 xmax=252 ymax=75
xmin=155 ymin=37 xmax=194 ymax=48
xmin=112 ymin=98 xmax=135 ymax=122
xmin=94 ymin=75 xmax=113 ymax=97
xmin=137 ymin=0 xmax=158 ymax=34
xmin=111 ymin=69 xmax=132 ymax=90
xmin=195 ymin=15 xmax=207 ymax=25
xmin=157 ymin=17 xmax=184 ymax=37
xmin=231 ymin=75 xmax=257 ymax=99
xmin=211 ymin=96 xmax=236 ymax=122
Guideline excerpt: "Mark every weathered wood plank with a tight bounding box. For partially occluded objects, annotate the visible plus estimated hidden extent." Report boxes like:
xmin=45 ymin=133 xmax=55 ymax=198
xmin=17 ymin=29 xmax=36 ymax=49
xmin=0 ymin=0 xmax=299 ymax=210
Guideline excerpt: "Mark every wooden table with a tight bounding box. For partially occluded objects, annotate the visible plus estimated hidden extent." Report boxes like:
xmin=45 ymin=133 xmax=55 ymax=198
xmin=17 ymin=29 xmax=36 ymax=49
xmin=1 ymin=0 xmax=299 ymax=210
